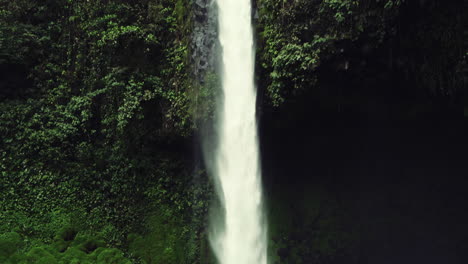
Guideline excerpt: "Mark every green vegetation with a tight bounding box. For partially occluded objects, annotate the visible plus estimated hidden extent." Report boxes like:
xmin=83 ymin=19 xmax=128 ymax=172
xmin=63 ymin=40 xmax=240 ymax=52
xmin=257 ymin=0 xmax=466 ymax=111
xmin=0 ymin=230 xmax=132 ymax=264
xmin=257 ymin=0 xmax=402 ymax=105
xmin=0 ymin=0 xmax=212 ymax=262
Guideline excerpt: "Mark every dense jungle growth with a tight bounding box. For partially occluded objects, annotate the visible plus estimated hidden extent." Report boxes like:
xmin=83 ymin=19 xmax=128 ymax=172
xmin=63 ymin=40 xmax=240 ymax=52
xmin=1 ymin=0 xmax=467 ymax=263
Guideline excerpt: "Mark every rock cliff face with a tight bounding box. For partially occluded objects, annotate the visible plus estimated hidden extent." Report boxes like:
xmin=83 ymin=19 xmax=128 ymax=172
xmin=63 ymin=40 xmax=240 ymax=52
xmin=191 ymin=0 xmax=218 ymax=83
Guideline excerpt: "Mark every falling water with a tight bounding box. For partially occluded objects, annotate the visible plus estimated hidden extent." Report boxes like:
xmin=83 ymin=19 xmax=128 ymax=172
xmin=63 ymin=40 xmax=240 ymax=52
xmin=209 ymin=0 xmax=267 ymax=263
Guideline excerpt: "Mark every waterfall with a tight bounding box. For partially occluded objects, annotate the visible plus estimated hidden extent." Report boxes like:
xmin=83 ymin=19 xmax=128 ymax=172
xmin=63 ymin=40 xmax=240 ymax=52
xmin=209 ymin=0 xmax=268 ymax=263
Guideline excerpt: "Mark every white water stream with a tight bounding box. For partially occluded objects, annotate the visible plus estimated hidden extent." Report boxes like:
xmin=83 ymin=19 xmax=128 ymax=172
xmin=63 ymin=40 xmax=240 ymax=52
xmin=210 ymin=0 xmax=267 ymax=263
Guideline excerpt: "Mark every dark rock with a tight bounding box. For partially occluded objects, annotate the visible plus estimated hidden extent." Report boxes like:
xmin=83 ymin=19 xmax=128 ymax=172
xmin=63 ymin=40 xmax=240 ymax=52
xmin=191 ymin=0 xmax=218 ymax=84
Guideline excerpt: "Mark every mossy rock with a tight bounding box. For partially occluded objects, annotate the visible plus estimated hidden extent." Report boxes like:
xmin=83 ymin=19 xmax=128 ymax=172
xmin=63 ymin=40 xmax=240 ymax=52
xmin=0 ymin=229 xmax=131 ymax=264
xmin=77 ymin=237 xmax=106 ymax=254
xmin=50 ymin=226 xmax=79 ymax=253
xmin=60 ymin=247 xmax=92 ymax=264
xmin=95 ymin=248 xmax=132 ymax=264
xmin=52 ymin=239 xmax=71 ymax=253
xmin=69 ymin=233 xmax=89 ymax=247
xmin=4 ymin=253 xmax=25 ymax=264
xmin=56 ymin=226 xmax=78 ymax=242
xmin=0 ymin=232 xmax=23 ymax=259
xmin=23 ymin=246 xmax=59 ymax=264
xmin=53 ymin=229 xmax=105 ymax=254
xmin=128 ymin=210 xmax=192 ymax=264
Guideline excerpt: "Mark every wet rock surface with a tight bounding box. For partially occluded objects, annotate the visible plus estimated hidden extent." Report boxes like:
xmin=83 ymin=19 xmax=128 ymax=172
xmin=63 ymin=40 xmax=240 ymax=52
xmin=191 ymin=0 xmax=218 ymax=83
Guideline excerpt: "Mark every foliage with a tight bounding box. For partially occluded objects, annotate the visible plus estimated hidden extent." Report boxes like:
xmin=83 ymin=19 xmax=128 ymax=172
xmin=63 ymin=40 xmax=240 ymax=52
xmin=136 ymin=164 xmax=213 ymax=263
xmin=257 ymin=0 xmax=403 ymax=105
xmin=128 ymin=208 xmax=188 ymax=264
xmin=257 ymin=0 xmax=467 ymax=109
xmin=0 ymin=0 xmax=210 ymax=262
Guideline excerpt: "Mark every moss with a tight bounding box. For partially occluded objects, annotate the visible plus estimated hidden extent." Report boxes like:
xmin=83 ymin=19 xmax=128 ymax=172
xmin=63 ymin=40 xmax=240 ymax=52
xmin=0 ymin=232 xmax=23 ymax=259
xmin=60 ymin=247 xmax=92 ymax=264
xmin=51 ymin=239 xmax=71 ymax=253
xmin=69 ymin=233 xmax=91 ymax=248
xmin=5 ymin=253 xmax=24 ymax=264
xmin=0 ymin=230 xmax=132 ymax=264
xmin=24 ymin=246 xmax=59 ymax=264
xmin=128 ymin=209 xmax=188 ymax=264
xmin=57 ymin=226 xmax=78 ymax=242
xmin=88 ymin=247 xmax=106 ymax=258
xmin=95 ymin=248 xmax=131 ymax=264
xmin=78 ymin=237 xmax=106 ymax=254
